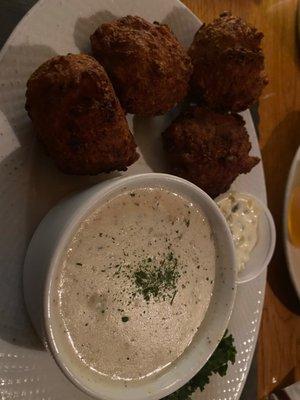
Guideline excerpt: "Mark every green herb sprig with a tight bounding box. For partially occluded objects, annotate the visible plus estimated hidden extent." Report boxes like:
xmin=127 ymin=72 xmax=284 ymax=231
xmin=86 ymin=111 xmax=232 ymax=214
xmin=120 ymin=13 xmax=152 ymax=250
xmin=133 ymin=252 xmax=180 ymax=303
xmin=164 ymin=331 xmax=236 ymax=400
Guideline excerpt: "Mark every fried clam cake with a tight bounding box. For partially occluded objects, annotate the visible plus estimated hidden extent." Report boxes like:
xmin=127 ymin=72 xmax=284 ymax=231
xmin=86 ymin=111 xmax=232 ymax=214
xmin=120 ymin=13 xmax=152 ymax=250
xmin=188 ymin=12 xmax=268 ymax=112
xmin=162 ymin=106 xmax=260 ymax=198
xmin=26 ymin=54 xmax=139 ymax=174
xmin=91 ymin=16 xmax=192 ymax=116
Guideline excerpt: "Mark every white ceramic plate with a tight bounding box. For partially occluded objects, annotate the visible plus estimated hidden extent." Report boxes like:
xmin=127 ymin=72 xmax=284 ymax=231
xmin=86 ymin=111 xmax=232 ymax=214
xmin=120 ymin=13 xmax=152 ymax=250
xmin=284 ymin=147 xmax=300 ymax=299
xmin=0 ymin=1 xmax=267 ymax=399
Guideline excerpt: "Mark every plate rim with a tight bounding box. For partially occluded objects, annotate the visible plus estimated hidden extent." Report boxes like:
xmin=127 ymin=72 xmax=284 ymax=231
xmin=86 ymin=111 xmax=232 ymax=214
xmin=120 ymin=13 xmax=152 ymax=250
xmin=283 ymin=146 xmax=300 ymax=299
xmin=0 ymin=0 xmax=48 ymax=65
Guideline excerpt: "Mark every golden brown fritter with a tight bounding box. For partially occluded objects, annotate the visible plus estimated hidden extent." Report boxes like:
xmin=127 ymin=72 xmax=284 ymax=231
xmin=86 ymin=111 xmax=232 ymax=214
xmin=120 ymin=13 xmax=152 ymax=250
xmin=162 ymin=106 xmax=260 ymax=197
xmin=90 ymin=15 xmax=192 ymax=116
xmin=188 ymin=12 xmax=268 ymax=112
xmin=25 ymin=54 xmax=139 ymax=175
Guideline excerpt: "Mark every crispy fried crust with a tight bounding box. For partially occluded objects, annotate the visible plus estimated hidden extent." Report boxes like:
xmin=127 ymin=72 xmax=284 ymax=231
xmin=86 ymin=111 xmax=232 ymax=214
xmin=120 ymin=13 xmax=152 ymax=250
xmin=25 ymin=54 xmax=139 ymax=174
xmin=162 ymin=106 xmax=260 ymax=197
xmin=188 ymin=12 xmax=268 ymax=112
xmin=90 ymin=15 xmax=192 ymax=116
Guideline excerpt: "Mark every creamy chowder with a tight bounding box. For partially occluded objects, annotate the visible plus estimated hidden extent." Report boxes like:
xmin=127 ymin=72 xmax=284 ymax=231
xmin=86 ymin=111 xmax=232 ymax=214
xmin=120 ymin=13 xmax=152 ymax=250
xmin=52 ymin=187 xmax=216 ymax=382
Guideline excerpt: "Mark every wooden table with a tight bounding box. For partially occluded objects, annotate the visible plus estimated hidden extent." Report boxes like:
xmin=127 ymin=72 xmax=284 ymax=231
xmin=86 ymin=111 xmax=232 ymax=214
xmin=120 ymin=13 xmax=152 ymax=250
xmin=181 ymin=1 xmax=300 ymax=399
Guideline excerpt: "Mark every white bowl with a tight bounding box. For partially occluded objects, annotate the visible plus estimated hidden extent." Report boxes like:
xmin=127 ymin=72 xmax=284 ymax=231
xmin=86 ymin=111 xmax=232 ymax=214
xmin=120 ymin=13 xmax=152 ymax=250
xmin=23 ymin=173 xmax=236 ymax=400
xmin=283 ymin=146 xmax=300 ymax=298
xmin=216 ymin=192 xmax=276 ymax=284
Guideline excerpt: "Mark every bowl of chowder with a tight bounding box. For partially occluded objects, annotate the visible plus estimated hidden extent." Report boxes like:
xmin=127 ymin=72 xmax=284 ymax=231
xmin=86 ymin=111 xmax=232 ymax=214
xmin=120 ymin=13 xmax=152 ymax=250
xmin=23 ymin=173 xmax=236 ymax=400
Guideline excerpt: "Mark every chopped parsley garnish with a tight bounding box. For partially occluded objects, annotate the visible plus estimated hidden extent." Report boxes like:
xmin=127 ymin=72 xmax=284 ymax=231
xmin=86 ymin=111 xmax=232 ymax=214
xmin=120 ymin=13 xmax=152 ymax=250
xmin=170 ymin=290 xmax=178 ymax=305
xmin=232 ymin=203 xmax=239 ymax=212
xmin=184 ymin=218 xmax=190 ymax=227
xmin=164 ymin=331 xmax=236 ymax=400
xmin=133 ymin=252 xmax=180 ymax=303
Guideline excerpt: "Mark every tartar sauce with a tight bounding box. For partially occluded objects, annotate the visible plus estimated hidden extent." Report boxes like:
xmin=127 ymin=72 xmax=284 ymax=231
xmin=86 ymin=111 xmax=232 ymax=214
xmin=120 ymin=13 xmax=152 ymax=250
xmin=217 ymin=192 xmax=260 ymax=273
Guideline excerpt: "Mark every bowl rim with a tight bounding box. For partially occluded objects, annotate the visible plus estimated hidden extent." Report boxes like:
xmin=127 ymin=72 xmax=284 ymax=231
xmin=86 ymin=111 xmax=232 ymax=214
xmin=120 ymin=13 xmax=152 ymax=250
xmin=42 ymin=173 xmax=237 ymax=400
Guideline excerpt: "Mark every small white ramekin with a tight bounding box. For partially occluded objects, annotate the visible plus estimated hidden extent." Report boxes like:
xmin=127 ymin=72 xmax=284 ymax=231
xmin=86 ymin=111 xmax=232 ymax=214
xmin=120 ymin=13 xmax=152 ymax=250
xmin=237 ymin=194 xmax=276 ymax=284
xmin=216 ymin=191 xmax=276 ymax=284
xmin=23 ymin=173 xmax=236 ymax=400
